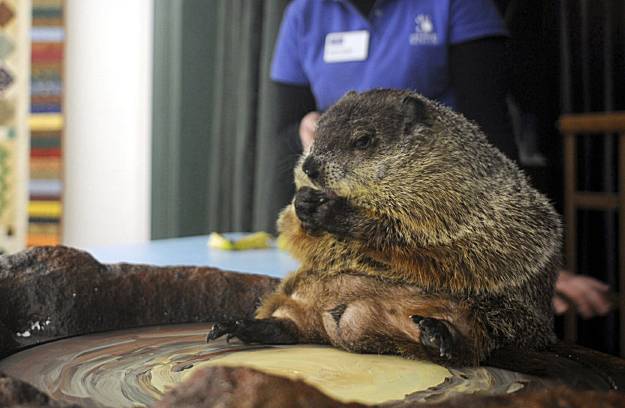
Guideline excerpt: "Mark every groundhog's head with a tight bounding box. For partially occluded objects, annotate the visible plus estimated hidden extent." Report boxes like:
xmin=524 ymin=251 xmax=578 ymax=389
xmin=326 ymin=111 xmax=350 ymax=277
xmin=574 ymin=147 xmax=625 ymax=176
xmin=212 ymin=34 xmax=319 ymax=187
xmin=294 ymin=89 xmax=507 ymax=209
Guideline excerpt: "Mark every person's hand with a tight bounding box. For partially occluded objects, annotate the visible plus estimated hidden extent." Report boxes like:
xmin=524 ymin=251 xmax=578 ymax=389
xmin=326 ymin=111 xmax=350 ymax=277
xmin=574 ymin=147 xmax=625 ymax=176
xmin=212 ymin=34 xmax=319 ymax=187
xmin=553 ymin=270 xmax=613 ymax=318
xmin=299 ymin=111 xmax=320 ymax=153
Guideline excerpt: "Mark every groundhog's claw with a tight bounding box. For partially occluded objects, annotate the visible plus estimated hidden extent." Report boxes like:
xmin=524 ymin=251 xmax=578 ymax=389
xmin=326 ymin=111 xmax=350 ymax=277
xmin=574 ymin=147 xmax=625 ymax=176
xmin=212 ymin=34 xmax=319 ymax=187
xmin=206 ymin=321 xmax=238 ymax=342
xmin=411 ymin=315 xmax=454 ymax=359
xmin=294 ymin=187 xmax=355 ymax=237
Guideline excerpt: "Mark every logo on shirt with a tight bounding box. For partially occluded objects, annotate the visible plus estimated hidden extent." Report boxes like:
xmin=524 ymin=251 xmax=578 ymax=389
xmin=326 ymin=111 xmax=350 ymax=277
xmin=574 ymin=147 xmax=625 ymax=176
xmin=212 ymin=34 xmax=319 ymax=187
xmin=410 ymin=14 xmax=438 ymax=45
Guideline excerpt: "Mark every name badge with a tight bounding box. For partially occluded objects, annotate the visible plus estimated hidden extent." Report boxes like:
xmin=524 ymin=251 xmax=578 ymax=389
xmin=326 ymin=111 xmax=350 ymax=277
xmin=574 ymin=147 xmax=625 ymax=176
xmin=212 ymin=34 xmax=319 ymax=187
xmin=323 ymin=30 xmax=369 ymax=63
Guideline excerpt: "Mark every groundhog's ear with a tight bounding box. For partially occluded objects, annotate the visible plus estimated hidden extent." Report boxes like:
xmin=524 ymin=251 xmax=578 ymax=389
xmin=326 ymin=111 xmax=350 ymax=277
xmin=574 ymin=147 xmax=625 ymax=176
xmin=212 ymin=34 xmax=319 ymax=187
xmin=401 ymin=96 xmax=430 ymax=132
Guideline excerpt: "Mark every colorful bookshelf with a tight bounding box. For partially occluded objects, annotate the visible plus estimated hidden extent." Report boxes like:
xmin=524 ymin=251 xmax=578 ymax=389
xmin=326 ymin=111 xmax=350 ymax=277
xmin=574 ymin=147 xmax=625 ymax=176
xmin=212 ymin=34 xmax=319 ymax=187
xmin=28 ymin=0 xmax=63 ymax=247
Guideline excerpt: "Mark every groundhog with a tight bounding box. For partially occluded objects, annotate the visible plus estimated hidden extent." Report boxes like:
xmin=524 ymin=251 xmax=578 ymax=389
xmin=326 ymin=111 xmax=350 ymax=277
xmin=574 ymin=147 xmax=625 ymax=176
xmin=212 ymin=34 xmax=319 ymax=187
xmin=207 ymin=89 xmax=562 ymax=366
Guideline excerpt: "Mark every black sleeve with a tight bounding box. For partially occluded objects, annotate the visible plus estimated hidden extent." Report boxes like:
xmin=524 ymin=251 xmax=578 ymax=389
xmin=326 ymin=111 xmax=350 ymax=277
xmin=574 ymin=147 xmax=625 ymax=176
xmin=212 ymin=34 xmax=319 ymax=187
xmin=273 ymin=82 xmax=317 ymax=154
xmin=449 ymin=36 xmax=519 ymax=162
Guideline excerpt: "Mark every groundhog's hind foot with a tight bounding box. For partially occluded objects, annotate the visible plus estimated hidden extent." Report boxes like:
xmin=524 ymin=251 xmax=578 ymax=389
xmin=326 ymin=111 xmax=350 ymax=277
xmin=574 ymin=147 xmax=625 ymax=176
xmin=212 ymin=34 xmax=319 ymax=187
xmin=206 ymin=318 xmax=299 ymax=345
xmin=411 ymin=315 xmax=455 ymax=360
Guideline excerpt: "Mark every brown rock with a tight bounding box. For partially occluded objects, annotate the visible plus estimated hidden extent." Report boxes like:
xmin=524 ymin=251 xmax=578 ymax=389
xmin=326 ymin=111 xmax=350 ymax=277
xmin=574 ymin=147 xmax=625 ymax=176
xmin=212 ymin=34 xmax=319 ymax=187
xmin=0 ymin=246 xmax=279 ymax=356
xmin=156 ymin=366 xmax=365 ymax=408
xmin=155 ymin=366 xmax=625 ymax=408
xmin=420 ymin=386 xmax=625 ymax=408
xmin=0 ymin=372 xmax=79 ymax=407
xmin=0 ymin=322 xmax=16 ymax=354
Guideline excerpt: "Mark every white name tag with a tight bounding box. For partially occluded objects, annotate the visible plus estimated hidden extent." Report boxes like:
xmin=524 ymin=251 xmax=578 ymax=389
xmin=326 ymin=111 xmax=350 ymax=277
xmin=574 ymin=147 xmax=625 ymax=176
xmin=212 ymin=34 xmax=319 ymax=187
xmin=323 ymin=30 xmax=369 ymax=63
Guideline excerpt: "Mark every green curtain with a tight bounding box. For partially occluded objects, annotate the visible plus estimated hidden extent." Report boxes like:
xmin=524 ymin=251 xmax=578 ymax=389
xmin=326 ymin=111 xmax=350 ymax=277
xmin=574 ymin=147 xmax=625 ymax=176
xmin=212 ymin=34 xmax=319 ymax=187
xmin=152 ymin=0 xmax=293 ymax=238
xmin=253 ymin=0 xmax=296 ymax=233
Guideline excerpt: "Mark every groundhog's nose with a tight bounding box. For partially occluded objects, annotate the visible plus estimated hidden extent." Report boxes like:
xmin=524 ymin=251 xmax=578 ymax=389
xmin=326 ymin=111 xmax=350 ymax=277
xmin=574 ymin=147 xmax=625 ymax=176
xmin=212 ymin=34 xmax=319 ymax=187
xmin=303 ymin=156 xmax=321 ymax=181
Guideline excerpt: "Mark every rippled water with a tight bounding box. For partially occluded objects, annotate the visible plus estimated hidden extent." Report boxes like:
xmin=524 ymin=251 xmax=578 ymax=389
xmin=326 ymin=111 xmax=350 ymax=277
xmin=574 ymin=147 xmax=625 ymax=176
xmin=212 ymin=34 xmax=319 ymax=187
xmin=0 ymin=323 xmax=536 ymax=407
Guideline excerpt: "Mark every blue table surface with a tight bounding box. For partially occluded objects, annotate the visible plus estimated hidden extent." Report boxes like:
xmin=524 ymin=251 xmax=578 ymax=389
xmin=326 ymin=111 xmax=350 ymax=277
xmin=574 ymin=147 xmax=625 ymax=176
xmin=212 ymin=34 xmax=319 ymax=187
xmin=86 ymin=234 xmax=299 ymax=279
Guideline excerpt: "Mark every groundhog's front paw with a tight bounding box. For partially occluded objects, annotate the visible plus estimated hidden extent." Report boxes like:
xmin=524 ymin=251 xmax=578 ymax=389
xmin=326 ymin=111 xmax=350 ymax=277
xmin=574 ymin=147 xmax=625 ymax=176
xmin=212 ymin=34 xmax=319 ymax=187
xmin=206 ymin=319 xmax=299 ymax=345
xmin=411 ymin=316 xmax=454 ymax=360
xmin=294 ymin=187 xmax=355 ymax=237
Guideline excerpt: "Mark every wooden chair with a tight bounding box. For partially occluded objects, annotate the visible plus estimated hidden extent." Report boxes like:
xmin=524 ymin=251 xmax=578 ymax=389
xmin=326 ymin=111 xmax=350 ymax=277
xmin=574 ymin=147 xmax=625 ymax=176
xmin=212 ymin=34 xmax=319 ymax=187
xmin=559 ymin=112 xmax=625 ymax=356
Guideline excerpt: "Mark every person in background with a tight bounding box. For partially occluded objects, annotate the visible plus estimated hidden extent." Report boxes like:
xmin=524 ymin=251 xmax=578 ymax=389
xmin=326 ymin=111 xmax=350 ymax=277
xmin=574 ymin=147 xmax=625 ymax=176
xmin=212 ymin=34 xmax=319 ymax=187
xmin=271 ymin=0 xmax=517 ymax=159
xmin=270 ymin=0 xmax=613 ymax=319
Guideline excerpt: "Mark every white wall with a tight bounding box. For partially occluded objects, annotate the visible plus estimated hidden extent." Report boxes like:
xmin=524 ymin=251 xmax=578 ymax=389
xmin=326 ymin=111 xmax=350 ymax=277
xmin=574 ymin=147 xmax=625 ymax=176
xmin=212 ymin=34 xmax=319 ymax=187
xmin=63 ymin=0 xmax=153 ymax=247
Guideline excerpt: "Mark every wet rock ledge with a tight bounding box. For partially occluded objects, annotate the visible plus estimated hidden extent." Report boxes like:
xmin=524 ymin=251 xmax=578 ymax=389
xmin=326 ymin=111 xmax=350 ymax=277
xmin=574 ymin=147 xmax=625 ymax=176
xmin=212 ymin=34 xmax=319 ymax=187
xmin=0 ymin=246 xmax=280 ymax=355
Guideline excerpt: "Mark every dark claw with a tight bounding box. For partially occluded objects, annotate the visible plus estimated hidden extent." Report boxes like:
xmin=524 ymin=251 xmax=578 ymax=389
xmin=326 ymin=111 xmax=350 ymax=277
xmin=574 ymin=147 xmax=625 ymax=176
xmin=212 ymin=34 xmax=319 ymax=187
xmin=411 ymin=315 xmax=454 ymax=359
xmin=206 ymin=321 xmax=238 ymax=342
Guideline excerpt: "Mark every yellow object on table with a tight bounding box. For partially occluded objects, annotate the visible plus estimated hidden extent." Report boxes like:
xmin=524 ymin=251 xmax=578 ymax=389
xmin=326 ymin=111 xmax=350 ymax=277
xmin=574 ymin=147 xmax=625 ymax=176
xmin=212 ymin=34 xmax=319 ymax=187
xmin=207 ymin=232 xmax=272 ymax=251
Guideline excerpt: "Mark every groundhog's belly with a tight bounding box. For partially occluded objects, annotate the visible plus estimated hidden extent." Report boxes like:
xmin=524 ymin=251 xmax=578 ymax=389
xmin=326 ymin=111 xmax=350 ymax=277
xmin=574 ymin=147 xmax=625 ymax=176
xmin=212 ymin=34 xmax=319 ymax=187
xmin=273 ymin=274 xmax=472 ymax=357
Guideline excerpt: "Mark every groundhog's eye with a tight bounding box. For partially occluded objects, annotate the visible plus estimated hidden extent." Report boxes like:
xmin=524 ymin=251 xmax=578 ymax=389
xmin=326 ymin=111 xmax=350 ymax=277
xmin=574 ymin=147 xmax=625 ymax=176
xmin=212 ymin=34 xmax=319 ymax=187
xmin=352 ymin=134 xmax=373 ymax=149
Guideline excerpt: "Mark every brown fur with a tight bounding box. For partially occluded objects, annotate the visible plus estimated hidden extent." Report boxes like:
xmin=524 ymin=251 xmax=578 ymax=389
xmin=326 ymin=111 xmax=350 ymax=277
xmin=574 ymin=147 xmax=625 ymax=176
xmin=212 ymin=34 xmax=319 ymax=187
xmin=213 ymin=89 xmax=561 ymax=366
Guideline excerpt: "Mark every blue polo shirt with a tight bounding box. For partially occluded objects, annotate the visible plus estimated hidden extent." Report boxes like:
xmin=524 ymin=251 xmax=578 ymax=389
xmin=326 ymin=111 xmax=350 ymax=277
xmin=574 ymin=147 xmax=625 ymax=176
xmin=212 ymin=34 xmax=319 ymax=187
xmin=271 ymin=0 xmax=508 ymax=110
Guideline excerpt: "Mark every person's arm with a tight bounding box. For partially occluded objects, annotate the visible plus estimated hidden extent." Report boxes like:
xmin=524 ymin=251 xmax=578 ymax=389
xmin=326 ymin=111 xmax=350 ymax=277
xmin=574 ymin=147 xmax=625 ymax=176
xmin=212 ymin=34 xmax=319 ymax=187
xmin=273 ymin=82 xmax=317 ymax=153
xmin=449 ymin=36 xmax=519 ymax=161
